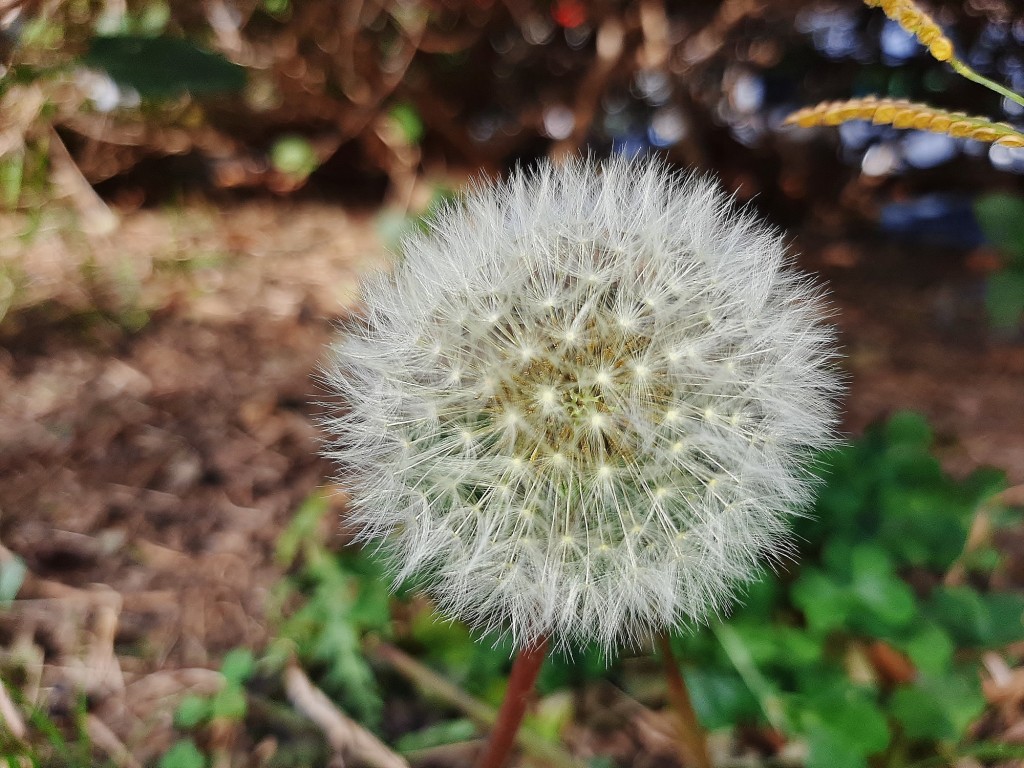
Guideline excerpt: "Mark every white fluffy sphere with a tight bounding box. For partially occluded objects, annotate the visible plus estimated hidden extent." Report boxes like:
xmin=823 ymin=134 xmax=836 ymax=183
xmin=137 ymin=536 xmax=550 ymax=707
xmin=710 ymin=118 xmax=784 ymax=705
xmin=324 ymin=157 xmax=842 ymax=654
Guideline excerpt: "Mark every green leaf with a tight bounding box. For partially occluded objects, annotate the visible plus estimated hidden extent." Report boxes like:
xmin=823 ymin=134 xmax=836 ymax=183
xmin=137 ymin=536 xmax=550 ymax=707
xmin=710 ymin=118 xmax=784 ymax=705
xmin=883 ymin=411 xmax=933 ymax=449
xmin=889 ymin=672 xmax=985 ymax=741
xmin=900 ymin=623 xmax=954 ymax=676
xmin=394 ymin=719 xmax=478 ymax=753
xmin=979 ymin=592 xmax=1024 ymax=645
xmin=986 ymin=269 xmax=1024 ymax=329
xmin=927 ymin=587 xmax=1024 ymax=647
xmin=685 ymin=667 xmax=761 ymax=730
xmin=926 ymin=586 xmax=989 ymax=646
xmin=975 ymin=192 xmax=1024 ymax=263
xmin=807 ymin=726 xmax=869 ymax=768
xmin=0 ymin=154 xmax=24 ymax=209
xmin=219 ymin=649 xmax=254 ymax=685
xmin=388 ymin=103 xmax=424 ymax=145
xmin=82 ymin=36 xmax=246 ymax=99
xmin=270 ymin=136 xmax=319 ymax=179
xmin=159 ymin=740 xmax=207 ymax=768
xmin=277 ymin=493 xmax=328 ymax=567
xmin=848 ymin=545 xmax=916 ymax=631
xmin=209 ymin=687 xmax=246 ymax=721
xmin=173 ymin=695 xmax=210 ymax=729
xmin=0 ymin=553 xmax=26 ymax=605
xmin=888 ymin=685 xmax=955 ymax=741
xmin=799 ymin=684 xmax=889 ymax=766
xmin=263 ymin=0 xmax=290 ymax=14
xmin=791 ymin=569 xmax=850 ymax=635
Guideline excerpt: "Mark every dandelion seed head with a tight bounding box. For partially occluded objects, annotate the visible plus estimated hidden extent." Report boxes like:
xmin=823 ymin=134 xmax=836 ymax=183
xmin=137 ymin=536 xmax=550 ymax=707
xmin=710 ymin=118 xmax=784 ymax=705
xmin=323 ymin=156 xmax=843 ymax=654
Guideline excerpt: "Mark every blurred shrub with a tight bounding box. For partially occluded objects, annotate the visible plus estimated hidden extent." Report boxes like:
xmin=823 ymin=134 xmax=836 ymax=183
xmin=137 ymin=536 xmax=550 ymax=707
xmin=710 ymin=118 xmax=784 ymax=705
xmin=0 ymin=0 xmax=797 ymax=201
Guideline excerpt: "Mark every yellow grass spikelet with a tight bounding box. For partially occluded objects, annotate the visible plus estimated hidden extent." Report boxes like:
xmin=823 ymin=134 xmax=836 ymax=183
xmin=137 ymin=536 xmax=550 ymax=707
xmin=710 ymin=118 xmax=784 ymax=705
xmin=785 ymin=97 xmax=1024 ymax=147
xmin=864 ymin=0 xmax=954 ymax=61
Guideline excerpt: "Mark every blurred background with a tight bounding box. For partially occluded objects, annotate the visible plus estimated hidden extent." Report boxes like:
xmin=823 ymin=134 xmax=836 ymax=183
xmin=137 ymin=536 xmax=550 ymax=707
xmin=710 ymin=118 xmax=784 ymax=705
xmin=3 ymin=1 xmax=1024 ymax=766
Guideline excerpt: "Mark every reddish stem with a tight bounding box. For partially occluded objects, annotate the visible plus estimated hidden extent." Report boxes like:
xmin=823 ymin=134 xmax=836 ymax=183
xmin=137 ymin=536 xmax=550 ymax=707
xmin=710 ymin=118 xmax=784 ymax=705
xmin=474 ymin=635 xmax=549 ymax=768
xmin=658 ymin=632 xmax=713 ymax=768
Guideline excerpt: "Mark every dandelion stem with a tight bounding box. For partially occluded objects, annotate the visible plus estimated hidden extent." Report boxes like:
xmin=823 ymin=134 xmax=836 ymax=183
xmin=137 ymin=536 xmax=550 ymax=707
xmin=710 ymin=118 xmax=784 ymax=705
xmin=657 ymin=632 xmax=713 ymax=768
xmin=950 ymin=58 xmax=1024 ymax=111
xmin=474 ymin=635 xmax=549 ymax=768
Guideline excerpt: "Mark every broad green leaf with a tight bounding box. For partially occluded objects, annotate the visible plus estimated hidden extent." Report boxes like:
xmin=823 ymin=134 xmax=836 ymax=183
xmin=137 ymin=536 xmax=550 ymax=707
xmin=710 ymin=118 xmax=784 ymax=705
xmin=888 ymin=684 xmax=956 ymax=741
xmin=270 ymin=136 xmax=319 ymax=179
xmin=209 ymin=686 xmax=246 ymax=721
xmin=388 ymin=103 xmax=424 ymax=145
xmin=685 ymin=667 xmax=761 ymax=729
xmin=926 ymin=586 xmax=989 ymax=645
xmin=900 ymin=623 xmax=954 ymax=676
xmin=979 ymin=592 xmax=1024 ymax=645
xmin=276 ymin=493 xmax=328 ymax=567
xmin=0 ymin=553 xmax=26 ymax=605
xmin=928 ymin=587 xmax=1024 ymax=647
xmin=394 ymin=718 xmax=478 ymax=753
xmin=791 ymin=569 xmax=849 ymax=635
xmin=987 ymin=269 xmax=1024 ymax=329
xmin=883 ymin=411 xmax=933 ymax=449
xmin=83 ymin=36 xmax=246 ymax=99
xmin=849 ymin=545 xmax=916 ymax=631
xmin=975 ymin=192 xmax=1024 ymax=263
xmin=219 ymin=648 xmax=254 ymax=685
xmin=889 ymin=672 xmax=985 ymax=741
xmin=159 ymin=740 xmax=207 ymax=768
xmin=799 ymin=684 xmax=889 ymax=766
xmin=173 ymin=694 xmax=210 ymax=728
xmin=807 ymin=726 xmax=869 ymax=768
xmin=0 ymin=154 xmax=24 ymax=209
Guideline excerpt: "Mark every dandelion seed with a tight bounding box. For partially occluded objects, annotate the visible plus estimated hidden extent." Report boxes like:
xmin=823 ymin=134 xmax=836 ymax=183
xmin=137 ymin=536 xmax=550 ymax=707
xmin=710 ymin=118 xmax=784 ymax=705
xmin=323 ymin=156 xmax=843 ymax=654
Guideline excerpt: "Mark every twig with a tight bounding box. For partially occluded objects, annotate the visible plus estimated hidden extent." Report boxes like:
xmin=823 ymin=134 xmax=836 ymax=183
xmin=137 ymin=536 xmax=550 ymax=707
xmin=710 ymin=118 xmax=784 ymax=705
xmin=46 ymin=126 xmax=118 ymax=235
xmin=367 ymin=639 xmax=582 ymax=768
xmin=85 ymin=714 xmax=142 ymax=768
xmin=944 ymin=484 xmax=1023 ymax=587
xmin=284 ymin=663 xmax=410 ymax=768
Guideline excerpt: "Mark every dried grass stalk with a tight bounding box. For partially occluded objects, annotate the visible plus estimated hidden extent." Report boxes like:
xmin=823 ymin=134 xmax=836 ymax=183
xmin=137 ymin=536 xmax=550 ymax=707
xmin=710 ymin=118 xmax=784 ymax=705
xmin=864 ymin=0 xmax=953 ymax=61
xmin=785 ymin=97 xmax=1024 ymax=147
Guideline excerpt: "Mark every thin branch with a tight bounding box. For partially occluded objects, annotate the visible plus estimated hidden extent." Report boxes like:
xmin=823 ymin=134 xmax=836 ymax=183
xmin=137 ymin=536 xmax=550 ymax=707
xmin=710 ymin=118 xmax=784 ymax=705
xmin=85 ymin=714 xmax=141 ymax=768
xmin=284 ymin=663 xmax=410 ymax=768
xmin=367 ymin=639 xmax=582 ymax=768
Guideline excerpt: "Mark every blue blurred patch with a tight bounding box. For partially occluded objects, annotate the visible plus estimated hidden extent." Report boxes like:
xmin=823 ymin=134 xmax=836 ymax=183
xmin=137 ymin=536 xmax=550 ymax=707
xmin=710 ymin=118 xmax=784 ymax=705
xmin=879 ymin=194 xmax=985 ymax=249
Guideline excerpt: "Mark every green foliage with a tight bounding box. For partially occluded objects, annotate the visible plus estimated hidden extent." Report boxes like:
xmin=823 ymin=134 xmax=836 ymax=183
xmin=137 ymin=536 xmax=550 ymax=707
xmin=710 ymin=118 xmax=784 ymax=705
xmin=375 ymin=185 xmax=458 ymax=255
xmin=394 ymin=718 xmax=476 ymax=754
xmin=387 ymin=103 xmax=424 ymax=145
xmin=0 ymin=553 xmax=26 ymax=606
xmin=167 ymin=645 xmax=254 ymax=768
xmin=974 ymin=192 xmax=1024 ymax=329
xmin=272 ymin=492 xmax=392 ymax=727
xmin=82 ymin=36 xmax=246 ymax=99
xmin=668 ymin=411 xmax=1018 ymax=768
xmin=270 ymin=136 xmax=319 ymax=180
xmin=975 ymin=193 xmax=1024 ymax=265
xmin=159 ymin=740 xmax=206 ymax=768
xmin=0 ymin=693 xmax=98 ymax=768
xmin=271 ymin=412 xmax=1021 ymax=765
